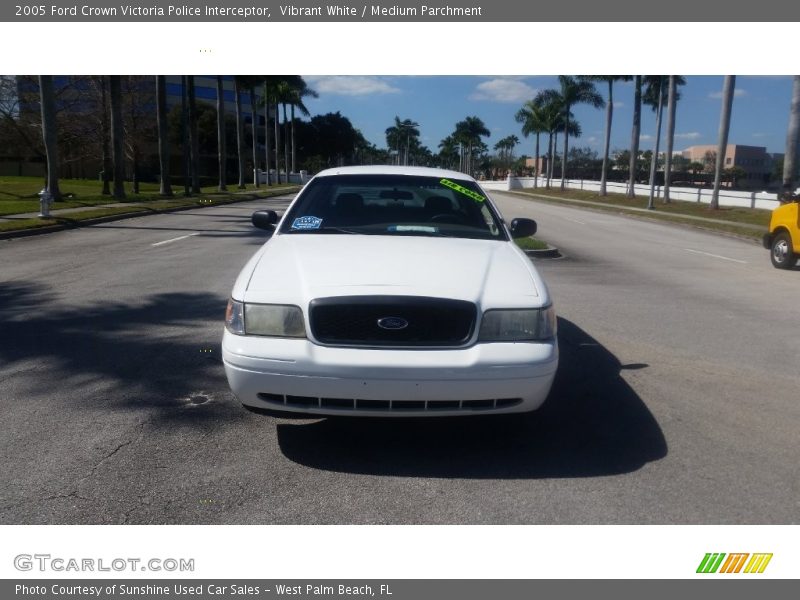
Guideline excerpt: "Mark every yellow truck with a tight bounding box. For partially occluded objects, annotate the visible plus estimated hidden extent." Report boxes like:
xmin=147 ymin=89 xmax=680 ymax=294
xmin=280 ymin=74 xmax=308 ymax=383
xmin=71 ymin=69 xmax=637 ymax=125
xmin=763 ymin=195 xmax=800 ymax=269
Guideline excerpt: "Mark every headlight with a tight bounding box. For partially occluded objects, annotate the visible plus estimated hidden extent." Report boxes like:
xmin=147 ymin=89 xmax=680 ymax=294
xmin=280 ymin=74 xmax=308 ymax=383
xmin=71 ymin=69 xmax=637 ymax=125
xmin=225 ymin=299 xmax=245 ymax=335
xmin=244 ymin=303 xmax=306 ymax=337
xmin=478 ymin=306 xmax=556 ymax=342
xmin=225 ymin=300 xmax=306 ymax=338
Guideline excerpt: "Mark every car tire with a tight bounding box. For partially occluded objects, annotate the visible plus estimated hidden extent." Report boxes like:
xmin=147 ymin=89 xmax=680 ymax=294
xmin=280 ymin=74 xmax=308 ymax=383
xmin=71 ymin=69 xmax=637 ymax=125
xmin=770 ymin=232 xmax=797 ymax=269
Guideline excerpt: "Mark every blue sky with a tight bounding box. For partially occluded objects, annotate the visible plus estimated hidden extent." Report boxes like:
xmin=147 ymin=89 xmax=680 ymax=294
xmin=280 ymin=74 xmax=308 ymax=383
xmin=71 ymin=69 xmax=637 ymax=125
xmin=302 ymin=75 xmax=794 ymax=157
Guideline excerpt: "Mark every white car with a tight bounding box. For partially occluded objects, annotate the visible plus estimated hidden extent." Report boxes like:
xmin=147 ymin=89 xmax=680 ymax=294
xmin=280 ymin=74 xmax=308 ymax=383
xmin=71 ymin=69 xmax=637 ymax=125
xmin=222 ymin=166 xmax=558 ymax=416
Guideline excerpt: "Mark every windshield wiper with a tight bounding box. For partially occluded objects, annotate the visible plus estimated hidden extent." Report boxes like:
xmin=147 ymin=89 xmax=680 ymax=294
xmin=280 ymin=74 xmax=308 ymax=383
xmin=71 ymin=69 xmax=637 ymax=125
xmin=286 ymin=226 xmax=362 ymax=235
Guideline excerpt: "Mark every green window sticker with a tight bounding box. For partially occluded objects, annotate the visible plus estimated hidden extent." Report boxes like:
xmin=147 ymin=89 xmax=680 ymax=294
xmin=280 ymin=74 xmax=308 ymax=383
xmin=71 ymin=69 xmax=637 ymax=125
xmin=439 ymin=178 xmax=486 ymax=203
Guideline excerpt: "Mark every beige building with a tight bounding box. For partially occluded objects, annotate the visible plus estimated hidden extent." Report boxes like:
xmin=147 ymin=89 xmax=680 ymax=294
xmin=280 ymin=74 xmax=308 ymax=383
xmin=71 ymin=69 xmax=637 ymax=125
xmin=682 ymin=144 xmax=781 ymax=186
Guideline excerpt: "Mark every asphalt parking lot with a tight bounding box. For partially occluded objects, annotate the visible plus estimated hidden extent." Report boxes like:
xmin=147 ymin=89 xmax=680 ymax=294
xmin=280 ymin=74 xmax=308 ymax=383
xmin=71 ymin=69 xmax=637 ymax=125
xmin=0 ymin=192 xmax=798 ymax=524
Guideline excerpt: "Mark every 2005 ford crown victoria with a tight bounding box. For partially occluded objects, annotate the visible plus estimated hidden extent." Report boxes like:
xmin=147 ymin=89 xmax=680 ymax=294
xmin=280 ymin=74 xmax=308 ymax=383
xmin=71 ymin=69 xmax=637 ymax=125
xmin=222 ymin=166 xmax=558 ymax=417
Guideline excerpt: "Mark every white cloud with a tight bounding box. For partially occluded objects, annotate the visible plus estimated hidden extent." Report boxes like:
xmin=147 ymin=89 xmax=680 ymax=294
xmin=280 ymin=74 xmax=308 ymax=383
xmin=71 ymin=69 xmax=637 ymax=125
xmin=674 ymin=132 xmax=702 ymax=140
xmin=708 ymin=88 xmax=747 ymax=99
xmin=613 ymin=101 xmax=625 ymax=108
xmin=469 ymin=78 xmax=537 ymax=103
xmin=752 ymin=132 xmax=768 ymax=138
xmin=586 ymin=136 xmax=599 ymax=144
xmin=304 ymin=76 xmax=400 ymax=96
xmin=640 ymin=134 xmax=654 ymax=141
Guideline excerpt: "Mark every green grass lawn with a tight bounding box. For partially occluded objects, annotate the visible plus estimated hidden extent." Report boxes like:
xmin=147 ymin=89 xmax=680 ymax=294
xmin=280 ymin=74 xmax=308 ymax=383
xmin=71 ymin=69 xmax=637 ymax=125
xmin=0 ymin=176 xmax=297 ymax=216
xmin=514 ymin=236 xmax=549 ymax=250
xmin=513 ymin=187 xmax=772 ymax=241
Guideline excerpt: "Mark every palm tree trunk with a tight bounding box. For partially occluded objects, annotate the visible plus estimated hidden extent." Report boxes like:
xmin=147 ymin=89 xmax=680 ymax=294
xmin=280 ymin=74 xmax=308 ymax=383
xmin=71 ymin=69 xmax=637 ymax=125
xmin=263 ymin=85 xmax=271 ymax=186
xmin=647 ymin=78 xmax=664 ymax=210
xmin=782 ymin=75 xmax=800 ymax=192
xmin=188 ymin=76 xmax=200 ymax=193
xmin=534 ymin=132 xmax=540 ymax=188
xmin=711 ymin=76 xmax=736 ymax=210
xmin=181 ymin=76 xmax=190 ymax=196
xmin=155 ymin=75 xmax=172 ymax=196
xmin=291 ymin=104 xmax=297 ymax=173
xmin=234 ymin=78 xmax=246 ymax=189
xmin=627 ymin=75 xmax=642 ymax=198
xmin=250 ymin=85 xmax=259 ymax=188
xmin=600 ymin=80 xmax=613 ymax=196
xmin=283 ymin=103 xmax=289 ymax=179
xmin=109 ymin=75 xmax=126 ymax=200
xmin=273 ymin=100 xmax=281 ymax=184
xmin=560 ymin=112 xmax=569 ymax=190
xmin=38 ymin=75 xmax=61 ymax=201
xmin=131 ymin=147 xmax=139 ymax=194
xmin=663 ymin=76 xmax=677 ymax=203
xmin=216 ymin=76 xmax=227 ymax=192
xmin=545 ymin=132 xmax=553 ymax=188
xmin=98 ymin=77 xmax=111 ymax=195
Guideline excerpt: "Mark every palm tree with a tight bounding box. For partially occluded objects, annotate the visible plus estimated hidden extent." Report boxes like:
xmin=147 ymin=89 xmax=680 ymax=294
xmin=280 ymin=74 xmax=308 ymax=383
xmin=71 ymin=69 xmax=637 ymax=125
xmin=109 ymin=75 xmax=125 ymax=200
xmin=542 ymin=76 xmax=604 ymax=190
xmin=644 ymin=76 xmax=666 ymax=210
xmin=494 ymin=134 xmax=519 ymax=174
xmin=233 ymin=76 xmax=245 ymax=189
xmin=711 ymin=76 xmax=736 ymax=210
xmin=37 ymin=75 xmax=61 ymax=201
xmin=287 ymin=78 xmax=317 ymax=173
xmin=657 ymin=76 xmax=687 ymax=203
xmin=663 ymin=76 xmax=678 ymax=203
xmin=155 ymin=75 xmax=172 ymax=196
xmin=262 ymin=80 xmax=271 ymax=186
xmin=540 ymin=96 xmax=564 ymax=188
xmin=453 ymin=116 xmax=490 ymax=176
xmin=180 ymin=76 xmax=190 ymax=196
xmin=437 ymin=135 xmax=459 ymax=170
xmin=92 ymin=76 xmax=111 ymax=196
xmin=515 ymin=98 xmax=548 ymax=188
xmin=782 ymin=75 xmax=800 ymax=193
xmin=580 ymin=76 xmax=632 ymax=195
xmin=627 ymin=76 xmax=642 ymax=198
xmin=187 ymin=76 xmax=200 ymax=193
xmin=249 ymin=82 xmax=259 ymax=187
xmin=385 ymin=117 xmax=420 ymax=166
xmin=216 ymin=76 xmax=227 ymax=192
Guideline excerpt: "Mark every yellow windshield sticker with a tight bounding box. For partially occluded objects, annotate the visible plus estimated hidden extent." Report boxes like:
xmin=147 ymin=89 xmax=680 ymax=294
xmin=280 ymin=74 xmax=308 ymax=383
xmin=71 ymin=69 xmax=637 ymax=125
xmin=439 ymin=178 xmax=486 ymax=203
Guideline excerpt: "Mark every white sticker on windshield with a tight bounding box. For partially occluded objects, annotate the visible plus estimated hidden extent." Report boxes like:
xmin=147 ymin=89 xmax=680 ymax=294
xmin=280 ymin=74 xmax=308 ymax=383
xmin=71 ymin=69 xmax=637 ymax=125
xmin=291 ymin=216 xmax=323 ymax=230
xmin=389 ymin=225 xmax=437 ymax=233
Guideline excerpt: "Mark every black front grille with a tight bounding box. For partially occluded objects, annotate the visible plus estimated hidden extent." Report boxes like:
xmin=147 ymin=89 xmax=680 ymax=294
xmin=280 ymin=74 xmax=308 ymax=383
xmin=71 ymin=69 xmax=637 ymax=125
xmin=309 ymin=296 xmax=477 ymax=347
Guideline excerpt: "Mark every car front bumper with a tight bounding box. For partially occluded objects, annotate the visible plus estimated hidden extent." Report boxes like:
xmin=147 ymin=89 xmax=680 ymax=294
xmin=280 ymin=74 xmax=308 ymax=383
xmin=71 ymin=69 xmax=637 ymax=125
xmin=222 ymin=331 xmax=558 ymax=417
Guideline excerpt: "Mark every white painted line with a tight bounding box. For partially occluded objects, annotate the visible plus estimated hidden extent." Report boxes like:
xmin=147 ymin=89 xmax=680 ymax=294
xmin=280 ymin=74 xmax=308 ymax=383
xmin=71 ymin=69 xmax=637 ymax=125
xmin=683 ymin=248 xmax=747 ymax=264
xmin=151 ymin=233 xmax=200 ymax=247
xmin=562 ymin=216 xmax=587 ymax=225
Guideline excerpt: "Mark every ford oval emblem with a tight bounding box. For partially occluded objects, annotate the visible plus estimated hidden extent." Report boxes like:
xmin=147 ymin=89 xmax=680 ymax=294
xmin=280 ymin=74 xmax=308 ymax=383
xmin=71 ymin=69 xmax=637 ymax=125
xmin=377 ymin=316 xmax=409 ymax=330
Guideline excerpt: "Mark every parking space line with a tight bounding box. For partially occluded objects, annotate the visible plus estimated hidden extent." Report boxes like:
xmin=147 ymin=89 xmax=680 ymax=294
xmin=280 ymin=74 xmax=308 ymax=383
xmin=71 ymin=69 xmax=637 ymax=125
xmin=151 ymin=233 xmax=200 ymax=247
xmin=683 ymin=248 xmax=747 ymax=264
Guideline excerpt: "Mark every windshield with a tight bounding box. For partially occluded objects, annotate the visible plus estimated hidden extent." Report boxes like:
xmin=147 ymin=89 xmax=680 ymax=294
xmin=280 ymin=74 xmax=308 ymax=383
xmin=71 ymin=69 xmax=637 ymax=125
xmin=279 ymin=174 xmax=507 ymax=240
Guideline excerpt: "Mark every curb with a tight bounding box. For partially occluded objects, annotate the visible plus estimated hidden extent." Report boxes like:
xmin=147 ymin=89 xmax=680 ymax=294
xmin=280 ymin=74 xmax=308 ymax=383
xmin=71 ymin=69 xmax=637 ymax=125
xmin=0 ymin=188 xmax=300 ymax=241
xmin=524 ymin=246 xmax=562 ymax=259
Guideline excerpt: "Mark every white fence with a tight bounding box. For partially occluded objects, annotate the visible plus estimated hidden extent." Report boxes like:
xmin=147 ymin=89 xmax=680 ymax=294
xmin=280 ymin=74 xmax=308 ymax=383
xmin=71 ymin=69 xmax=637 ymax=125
xmin=481 ymin=175 xmax=780 ymax=211
xmin=257 ymin=169 xmax=310 ymax=185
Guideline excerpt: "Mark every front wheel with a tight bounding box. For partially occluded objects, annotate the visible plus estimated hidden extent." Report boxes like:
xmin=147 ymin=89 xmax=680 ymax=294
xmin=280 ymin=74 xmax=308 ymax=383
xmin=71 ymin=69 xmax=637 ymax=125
xmin=770 ymin=232 xmax=797 ymax=269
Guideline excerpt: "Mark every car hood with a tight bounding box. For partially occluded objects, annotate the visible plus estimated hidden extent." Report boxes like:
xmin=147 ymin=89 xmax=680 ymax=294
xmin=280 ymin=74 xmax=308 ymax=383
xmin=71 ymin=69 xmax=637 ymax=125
xmin=240 ymin=234 xmax=547 ymax=309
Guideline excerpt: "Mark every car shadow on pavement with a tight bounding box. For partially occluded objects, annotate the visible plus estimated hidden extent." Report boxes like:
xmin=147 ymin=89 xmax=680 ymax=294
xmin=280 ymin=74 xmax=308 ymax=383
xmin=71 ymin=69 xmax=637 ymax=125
xmin=276 ymin=317 xmax=667 ymax=479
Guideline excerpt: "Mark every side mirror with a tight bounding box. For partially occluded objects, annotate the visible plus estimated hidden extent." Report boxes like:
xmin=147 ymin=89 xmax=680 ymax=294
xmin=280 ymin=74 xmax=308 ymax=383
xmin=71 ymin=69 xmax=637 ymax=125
xmin=252 ymin=210 xmax=278 ymax=230
xmin=509 ymin=217 xmax=537 ymax=239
